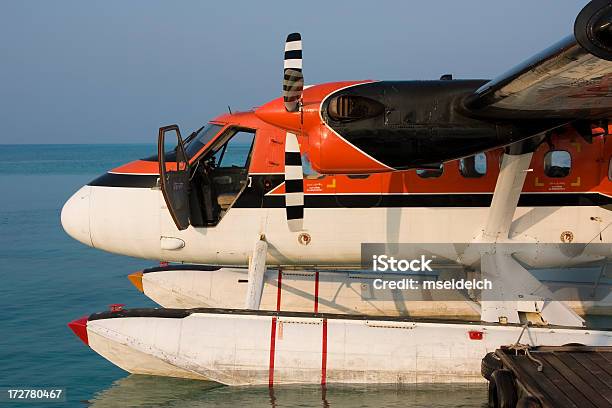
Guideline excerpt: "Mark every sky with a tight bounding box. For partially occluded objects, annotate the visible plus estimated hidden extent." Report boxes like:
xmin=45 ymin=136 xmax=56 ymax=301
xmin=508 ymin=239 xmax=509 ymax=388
xmin=0 ymin=1 xmax=587 ymax=144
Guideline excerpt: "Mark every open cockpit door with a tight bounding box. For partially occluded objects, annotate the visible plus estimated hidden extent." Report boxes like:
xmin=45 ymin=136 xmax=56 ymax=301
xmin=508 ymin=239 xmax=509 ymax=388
xmin=158 ymin=125 xmax=191 ymax=230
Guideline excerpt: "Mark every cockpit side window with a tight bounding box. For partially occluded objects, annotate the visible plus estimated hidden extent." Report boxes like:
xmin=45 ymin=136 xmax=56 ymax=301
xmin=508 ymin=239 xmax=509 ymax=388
xmin=214 ymin=130 xmax=256 ymax=168
xmin=184 ymin=123 xmax=224 ymax=159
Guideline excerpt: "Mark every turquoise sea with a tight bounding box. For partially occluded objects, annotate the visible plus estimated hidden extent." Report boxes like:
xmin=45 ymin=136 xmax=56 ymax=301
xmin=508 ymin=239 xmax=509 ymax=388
xmin=0 ymin=144 xmax=604 ymax=407
xmin=0 ymin=144 xmax=489 ymax=407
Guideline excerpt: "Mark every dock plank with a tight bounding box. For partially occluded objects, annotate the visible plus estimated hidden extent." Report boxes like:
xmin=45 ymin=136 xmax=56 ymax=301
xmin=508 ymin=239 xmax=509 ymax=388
xmin=586 ymin=352 xmax=612 ymax=377
xmin=494 ymin=347 xmax=612 ymax=408
xmin=540 ymin=353 xmax=607 ymax=408
xmin=502 ymin=354 xmax=580 ymax=408
xmin=572 ymin=352 xmax=612 ymax=388
xmin=556 ymin=353 xmax=612 ymax=405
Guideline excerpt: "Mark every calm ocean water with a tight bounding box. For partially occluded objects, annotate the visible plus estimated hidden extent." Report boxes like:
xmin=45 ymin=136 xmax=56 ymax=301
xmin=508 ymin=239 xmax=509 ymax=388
xmin=0 ymin=144 xmax=605 ymax=407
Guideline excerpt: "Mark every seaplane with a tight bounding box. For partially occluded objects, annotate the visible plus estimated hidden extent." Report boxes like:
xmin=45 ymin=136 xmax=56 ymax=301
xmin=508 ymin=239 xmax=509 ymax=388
xmin=64 ymin=0 xmax=612 ymax=386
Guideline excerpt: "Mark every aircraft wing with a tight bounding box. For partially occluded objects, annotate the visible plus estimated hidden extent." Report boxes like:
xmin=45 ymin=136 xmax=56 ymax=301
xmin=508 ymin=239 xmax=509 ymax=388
xmin=464 ymin=0 xmax=612 ymax=120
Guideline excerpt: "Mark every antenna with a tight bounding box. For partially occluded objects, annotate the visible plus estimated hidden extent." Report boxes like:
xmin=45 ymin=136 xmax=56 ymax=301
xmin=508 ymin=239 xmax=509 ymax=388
xmin=227 ymin=105 xmax=233 ymax=115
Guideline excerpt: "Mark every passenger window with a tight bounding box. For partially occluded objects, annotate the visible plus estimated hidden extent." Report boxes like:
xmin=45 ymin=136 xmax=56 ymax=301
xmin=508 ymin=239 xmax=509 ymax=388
xmin=417 ymin=164 xmax=443 ymax=179
xmin=301 ymin=152 xmax=325 ymax=180
xmin=460 ymin=153 xmax=487 ymax=178
xmin=544 ymin=151 xmax=571 ymax=178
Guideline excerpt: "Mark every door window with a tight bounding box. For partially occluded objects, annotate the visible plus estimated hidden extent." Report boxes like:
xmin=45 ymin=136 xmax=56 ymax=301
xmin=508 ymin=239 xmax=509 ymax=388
xmin=158 ymin=125 xmax=191 ymax=230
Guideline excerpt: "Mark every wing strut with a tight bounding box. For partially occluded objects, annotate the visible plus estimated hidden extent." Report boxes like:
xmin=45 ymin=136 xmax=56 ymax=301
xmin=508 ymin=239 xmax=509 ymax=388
xmin=481 ymin=141 xmax=537 ymax=241
xmin=476 ymin=138 xmax=585 ymax=327
xmin=245 ymin=234 xmax=268 ymax=310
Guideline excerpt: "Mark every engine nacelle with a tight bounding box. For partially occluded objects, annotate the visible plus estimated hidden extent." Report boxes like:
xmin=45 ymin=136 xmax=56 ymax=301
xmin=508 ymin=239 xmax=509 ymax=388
xmin=256 ymin=81 xmax=537 ymax=174
xmin=575 ymin=0 xmax=612 ymax=61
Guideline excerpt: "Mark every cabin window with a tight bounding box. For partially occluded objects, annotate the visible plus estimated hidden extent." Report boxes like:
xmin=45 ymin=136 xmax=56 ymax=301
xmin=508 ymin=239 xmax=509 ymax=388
xmin=460 ymin=153 xmax=487 ymax=178
xmin=301 ymin=152 xmax=325 ymax=180
xmin=416 ymin=164 xmax=444 ymax=179
xmin=544 ymin=150 xmax=571 ymax=178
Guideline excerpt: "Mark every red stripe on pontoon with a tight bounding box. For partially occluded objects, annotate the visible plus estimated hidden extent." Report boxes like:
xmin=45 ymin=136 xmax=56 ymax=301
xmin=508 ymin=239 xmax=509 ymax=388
xmin=276 ymin=269 xmax=283 ymax=312
xmin=321 ymin=318 xmax=328 ymax=385
xmin=314 ymin=271 xmax=320 ymax=313
xmin=269 ymin=317 xmax=277 ymax=387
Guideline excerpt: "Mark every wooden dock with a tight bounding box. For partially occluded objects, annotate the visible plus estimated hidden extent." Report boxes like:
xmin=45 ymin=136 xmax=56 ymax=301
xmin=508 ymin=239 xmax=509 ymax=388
xmin=484 ymin=345 xmax=612 ymax=408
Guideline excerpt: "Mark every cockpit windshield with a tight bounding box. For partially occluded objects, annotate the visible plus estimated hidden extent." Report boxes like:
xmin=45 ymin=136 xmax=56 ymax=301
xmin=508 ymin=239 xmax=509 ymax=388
xmin=184 ymin=123 xmax=223 ymax=159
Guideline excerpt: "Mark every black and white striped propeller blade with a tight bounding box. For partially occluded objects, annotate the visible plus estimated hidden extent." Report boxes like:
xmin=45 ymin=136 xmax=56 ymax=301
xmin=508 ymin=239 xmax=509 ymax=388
xmin=284 ymin=132 xmax=304 ymax=231
xmin=283 ymin=33 xmax=304 ymax=113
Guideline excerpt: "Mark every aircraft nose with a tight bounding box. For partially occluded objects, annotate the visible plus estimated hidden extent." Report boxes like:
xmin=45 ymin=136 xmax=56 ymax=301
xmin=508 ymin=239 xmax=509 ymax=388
xmin=61 ymin=186 xmax=93 ymax=247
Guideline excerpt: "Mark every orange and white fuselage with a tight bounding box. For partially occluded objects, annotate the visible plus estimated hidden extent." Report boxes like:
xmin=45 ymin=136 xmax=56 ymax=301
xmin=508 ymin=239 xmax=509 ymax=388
xmin=61 ymin=83 xmax=612 ymax=268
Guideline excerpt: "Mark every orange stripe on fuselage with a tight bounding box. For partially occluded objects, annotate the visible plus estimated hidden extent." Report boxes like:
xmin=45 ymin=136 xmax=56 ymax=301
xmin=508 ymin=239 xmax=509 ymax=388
xmin=111 ymin=160 xmax=159 ymax=175
xmin=108 ymin=106 xmax=611 ymax=197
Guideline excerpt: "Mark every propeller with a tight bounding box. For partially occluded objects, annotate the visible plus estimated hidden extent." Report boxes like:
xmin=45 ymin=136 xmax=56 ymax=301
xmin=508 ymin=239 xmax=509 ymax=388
xmin=281 ymin=33 xmax=305 ymax=231
xmin=283 ymin=33 xmax=304 ymax=112
xmin=284 ymin=131 xmax=304 ymax=232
